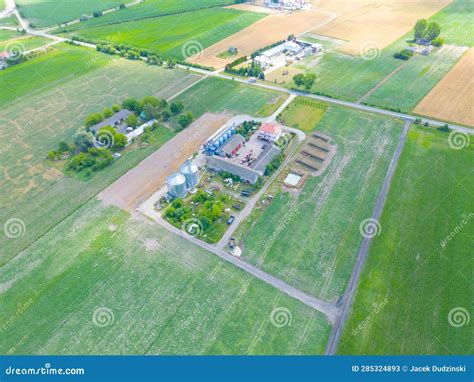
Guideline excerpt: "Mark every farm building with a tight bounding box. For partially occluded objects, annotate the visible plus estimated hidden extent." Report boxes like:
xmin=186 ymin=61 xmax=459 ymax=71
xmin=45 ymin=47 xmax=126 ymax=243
xmin=90 ymin=109 xmax=133 ymax=133
xmin=167 ymin=159 xmax=200 ymax=198
xmin=208 ymin=156 xmax=260 ymax=184
xmin=218 ymin=134 xmax=245 ymax=158
xmin=258 ymin=123 xmax=282 ymax=142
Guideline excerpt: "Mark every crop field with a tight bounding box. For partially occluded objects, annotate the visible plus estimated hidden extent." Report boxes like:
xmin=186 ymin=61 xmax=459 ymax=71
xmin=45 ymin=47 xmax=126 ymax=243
xmin=187 ymin=9 xmax=333 ymax=69
xmin=0 ymin=30 xmax=19 ymax=42
xmin=16 ymin=0 xmax=132 ymax=28
xmin=364 ymin=44 xmax=468 ymax=112
xmin=313 ymin=0 xmax=451 ymax=55
xmin=0 ymin=35 xmax=53 ymax=53
xmin=338 ymin=126 xmax=473 ymax=354
xmin=414 ymin=48 xmax=474 ymax=127
xmin=236 ymin=105 xmax=403 ymax=302
xmin=0 ymin=199 xmax=331 ymax=354
xmin=428 ymin=0 xmax=474 ymax=47
xmin=68 ymin=8 xmax=265 ymax=60
xmin=0 ymin=44 xmax=202 ymax=264
xmin=0 ymin=15 xmax=18 ymax=26
xmin=173 ymin=77 xmax=288 ymax=118
xmin=56 ymin=0 xmax=237 ymax=33
xmin=277 ymin=97 xmax=328 ymax=132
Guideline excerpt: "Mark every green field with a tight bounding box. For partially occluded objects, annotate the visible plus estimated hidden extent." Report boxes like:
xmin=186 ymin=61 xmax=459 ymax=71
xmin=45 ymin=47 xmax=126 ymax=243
xmin=278 ymin=97 xmax=327 ymax=132
xmin=364 ymin=44 xmax=467 ymax=111
xmin=0 ymin=30 xmax=19 ymax=42
xmin=429 ymin=0 xmax=474 ymax=47
xmin=66 ymin=8 xmax=265 ymax=60
xmin=0 ymin=44 xmax=202 ymax=264
xmin=0 ymin=198 xmax=331 ymax=354
xmin=0 ymin=35 xmax=53 ymax=53
xmin=339 ymin=126 xmax=473 ymax=354
xmin=236 ymin=103 xmax=403 ymax=302
xmin=174 ymin=77 xmax=288 ymax=118
xmin=56 ymin=0 xmax=237 ymax=33
xmin=293 ymin=0 xmax=472 ymax=111
xmin=0 ymin=15 xmax=19 ymax=26
xmin=16 ymin=0 xmax=132 ymax=28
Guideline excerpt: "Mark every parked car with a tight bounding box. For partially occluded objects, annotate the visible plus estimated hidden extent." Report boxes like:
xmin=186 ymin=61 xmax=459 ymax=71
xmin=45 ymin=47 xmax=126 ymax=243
xmin=112 ymin=153 xmax=121 ymax=159
xmin=227 ymin=215 xmax=235 ymax=225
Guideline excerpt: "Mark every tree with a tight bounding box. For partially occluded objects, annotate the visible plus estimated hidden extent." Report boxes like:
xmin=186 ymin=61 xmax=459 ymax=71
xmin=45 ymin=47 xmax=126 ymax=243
xmin=103 ymin=108 xmax=113 ymax=118
xmin=139 ymin=96 xmax=159 ymax=109
xmin=114 ymin=133 xmax=128 ymax=148
xmin=92 ymin=11 xmax=102 ymax=17
xmin=58 ymin=140 xmax=69 ymax=153
xmin=74 ymin=128 xmax=94 ymax=152
xmin=414 ymin=18 xmax=428 ymax=40
xmin=426 ymin=22 xmax=441 ymax=41
xmin=126 ymin=114 xmax=139 ymax=128
xmin=112 ymin=104 xmax=121 ymax=112
xmin=177 ymin=112 xmax=193 ymax=128
xmin=293 ymin=73 xmax=304 ymax=87
xmin=303 ymin=73 xmax=316 ymax=90
xmin=84 ymin=112 xmax=104 ymax=128
xmin=432 ymin=37 xmax=445 ymax=47
xmin=122 ymin=97 xmax=140 ymax=113
xmin=170 ymin=101 xmax=184 ymax=115
xmin=161 ymin=110 xmax=171 ymax=121
xmin=142 ymin=103 xmax=159 ymax=121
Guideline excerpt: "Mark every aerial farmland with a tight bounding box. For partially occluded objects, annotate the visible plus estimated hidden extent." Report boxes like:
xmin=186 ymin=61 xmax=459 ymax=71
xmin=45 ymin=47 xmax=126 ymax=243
xmin=0 ymin=0 xmax=472 ymax=374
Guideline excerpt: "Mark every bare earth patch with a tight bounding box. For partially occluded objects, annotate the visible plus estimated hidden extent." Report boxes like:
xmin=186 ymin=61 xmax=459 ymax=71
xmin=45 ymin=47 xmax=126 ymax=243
xmin=414 ymin=48 xmax=474 ymax=127
xmin=310 ymin=0 xmax=452 ymax=55
xmin=98 ymin=113 xmax=232 ymax=211
xmin=187 ymin=9 xmax=335 ymax=69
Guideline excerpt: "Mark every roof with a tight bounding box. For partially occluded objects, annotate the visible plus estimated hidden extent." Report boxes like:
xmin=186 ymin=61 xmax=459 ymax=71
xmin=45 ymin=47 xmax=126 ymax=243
xmin=91 ymin=109 xmax=133 ymax=132
xmin=207 ymin=156 xmax=259 ymax=184
xmin=219 ymin=134 xmax=245 ymax=156
xmin=251 ymin=145 xmax=281 ymax=172
xmin=259 ymin=123 xmax=282 ymax=135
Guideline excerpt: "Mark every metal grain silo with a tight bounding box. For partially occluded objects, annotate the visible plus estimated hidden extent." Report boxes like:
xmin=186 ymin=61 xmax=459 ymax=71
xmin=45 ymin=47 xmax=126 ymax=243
xmin=179 ymin=160 xmax=199 ymax=190
xmin=167 ymin=172 xmax=187 ymax=198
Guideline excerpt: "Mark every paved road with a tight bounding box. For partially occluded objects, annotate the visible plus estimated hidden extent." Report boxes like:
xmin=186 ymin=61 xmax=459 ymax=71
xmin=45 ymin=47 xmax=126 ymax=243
xmin=324 ymin=119 xmax=412 ymax=355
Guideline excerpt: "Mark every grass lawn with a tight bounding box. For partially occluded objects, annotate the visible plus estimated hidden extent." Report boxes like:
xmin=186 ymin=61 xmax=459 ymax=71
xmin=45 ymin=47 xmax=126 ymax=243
xmin=338 ymin=126 xmax=473 ymax=354
xmin=0 ymin=35 xmax=53 ymax=53
xmin=66 ymin=8 xmax=265 ymax=60
xmin=0 ymin=199 xmax=331 ymax=354
xmin=16 ymin=0 xmax=132 ymax=28
xmin=0 ymin=15 xmax=19 ymax=26
xmin=174 ymin=77 xmax=288 ymax=119
xmin=235 ymin=106 xmax=403 ymax=302
xmin=429 ymin=0 xmax=474 ymax=47
xmin=278 ymin=97 xmax=328 ymax=132
xmin=56 ymin=0 xmax=237 ymax=33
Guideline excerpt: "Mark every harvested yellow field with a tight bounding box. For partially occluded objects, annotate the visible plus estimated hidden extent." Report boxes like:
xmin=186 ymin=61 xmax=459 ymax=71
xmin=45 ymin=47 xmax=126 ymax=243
xmin=311 ymin=0 xmax=452 ymax=55
xmin=414 ymin=48 xmax=474 ymax=127
xmin=187 ymin=9 xmax=336 ymax=69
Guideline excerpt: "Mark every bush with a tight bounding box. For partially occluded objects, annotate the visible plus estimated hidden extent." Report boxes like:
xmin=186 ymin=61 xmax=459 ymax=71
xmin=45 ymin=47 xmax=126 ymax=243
xmin=432 ymin=37 xmax=445 ymax=47
xmin=92 ymin=11 xmax=102 ymax=18
xmin=177 ymin=112 xmax=194 ymax=129
xmin=394 ymin=49 xmax=414 ymax=60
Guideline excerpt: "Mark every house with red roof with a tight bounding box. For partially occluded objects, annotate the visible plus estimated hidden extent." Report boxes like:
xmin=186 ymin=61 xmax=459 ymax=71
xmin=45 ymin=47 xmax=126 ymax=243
xmin=258 ymin=123 xmax=282 ymax=143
